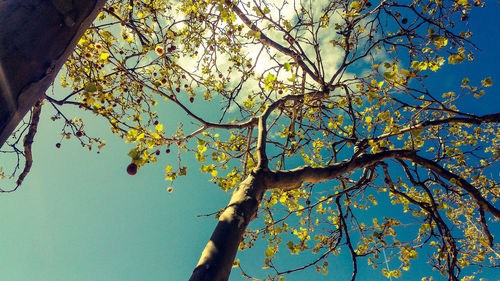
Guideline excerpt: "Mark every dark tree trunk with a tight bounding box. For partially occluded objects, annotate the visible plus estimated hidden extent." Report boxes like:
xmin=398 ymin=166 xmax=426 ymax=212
xmin=0 ymin=0 xmax=106 ymax=147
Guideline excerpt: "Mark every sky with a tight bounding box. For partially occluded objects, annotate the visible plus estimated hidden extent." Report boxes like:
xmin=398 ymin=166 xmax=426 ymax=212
xmin=0 ymin=2 xmax=499 ymax=281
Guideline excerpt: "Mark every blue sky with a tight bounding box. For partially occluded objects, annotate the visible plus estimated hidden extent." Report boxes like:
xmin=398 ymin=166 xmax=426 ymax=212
xmin=0 ymin=3 xmax=499 ymax=281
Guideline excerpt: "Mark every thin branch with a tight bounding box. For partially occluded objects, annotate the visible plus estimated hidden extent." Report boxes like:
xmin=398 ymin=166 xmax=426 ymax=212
xmin=0 ymin=98 xmax=43 ymax=192
xmin=398 ymin=153 xmax=500 ymax=221
xmin=373 ymin=113 xmax=500 ymax=142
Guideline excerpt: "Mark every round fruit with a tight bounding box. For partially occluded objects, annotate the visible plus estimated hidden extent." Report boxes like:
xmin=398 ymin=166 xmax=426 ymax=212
xmin=127 ymin=163 xmax=138 ymax=175
xmin=56 ymin=143 xmax=61 ymax=148
xmin=75 ymin=131 xmax=83 ymax=138
xmin=167 ymin=187 xmax=173 ymax=192
xmin=166 ymin=148 xmax=171 ymax=154
xmin=402 ymin=18 xmax=408 ymax=24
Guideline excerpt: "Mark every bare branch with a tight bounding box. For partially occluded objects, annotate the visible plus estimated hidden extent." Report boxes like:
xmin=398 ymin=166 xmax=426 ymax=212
xmin=1 ymin=98 xmax=43 ymax=192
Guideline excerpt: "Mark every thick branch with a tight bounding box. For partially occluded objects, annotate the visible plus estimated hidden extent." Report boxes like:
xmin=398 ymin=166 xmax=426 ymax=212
xmin=267 ymin=149 xmax=500 ymax=220
xmin=266 ymin=149 xmax=416 ymax=190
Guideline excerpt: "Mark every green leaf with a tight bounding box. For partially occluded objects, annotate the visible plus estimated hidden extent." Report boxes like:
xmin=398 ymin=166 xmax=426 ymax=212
xmin=128 ymin=148 xmax=140 ymax=160
xmin=84 ymin=83 xmax=97 ymax=93
xmin=284 ymin=62 xmax=291 ymax=71
xmin=350 ymin=1 xmax=361 ymax=10
xmin=384 ymin=71 xmax=395 ymax=79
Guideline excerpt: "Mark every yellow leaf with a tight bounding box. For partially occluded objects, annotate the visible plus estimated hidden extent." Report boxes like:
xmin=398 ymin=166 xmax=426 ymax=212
xmin=100 ymin=52 xmax=109 ymax=61
xmin=211 ymin=169 xmax=218 ymax=177
xmin=165 ymin=165 xmax=173 ymax=173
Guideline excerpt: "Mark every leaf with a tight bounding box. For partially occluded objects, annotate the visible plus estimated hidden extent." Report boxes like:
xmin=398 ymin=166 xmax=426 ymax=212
xmin=165 ymin=165 xmax=173 ymax=173
xmin=100 ymin=52 xmax=109 ymax=61
xmin=448 ymin=53 xmax=466 ymax=64
xmin=350 ymin=1 xmax=361 ymax=10
xmin=384 ymin=71 xmax=395 ymax=79
xmin=284 ymin=62 xmax=291 ymax=71
xmin=84 ymin=83 xmax=97 ymax=93
xmin=481 ymin=77 xmax=492 ymax=87
xmin=128 ymin=148 xmax=140 ymax=160
xmin=265 ymin=246 xmax=275 ymax=257
xmin=211 ymin=169 xmax=218 ymax=177
xmin=400 ymin=69 xmax=410 ymax=77
xmin=265 ymin=73 xmax=276 ymax=83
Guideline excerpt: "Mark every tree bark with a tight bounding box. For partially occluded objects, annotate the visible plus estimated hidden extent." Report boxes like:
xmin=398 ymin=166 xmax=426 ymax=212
xmin=0 ymin=0 xmax=106 ymax=148
xmin=189 ymin=169 xmax=267 ymax=281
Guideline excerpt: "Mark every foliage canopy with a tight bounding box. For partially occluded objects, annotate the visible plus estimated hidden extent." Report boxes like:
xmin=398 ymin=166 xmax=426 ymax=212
xmin=3 ymin=0 xmax=499 ymax=280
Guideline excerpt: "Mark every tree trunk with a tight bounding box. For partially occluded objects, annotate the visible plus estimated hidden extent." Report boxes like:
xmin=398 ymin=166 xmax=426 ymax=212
xmin=189 ymin=170 xmax=267 ymax=281
xmin=0 ymin=0 xmax=106 ymax=148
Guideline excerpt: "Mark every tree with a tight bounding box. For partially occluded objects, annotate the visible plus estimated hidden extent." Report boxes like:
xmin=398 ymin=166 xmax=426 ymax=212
xmin=0 ymin=0 xmax=106 ymax=146
xmin=0 ymin=0 xmax=106 ymax=189
xmin=2 ymin=0 xmax=499 ymax=280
